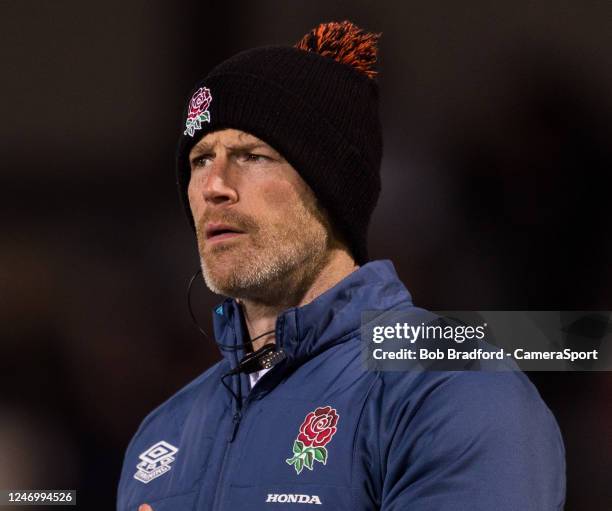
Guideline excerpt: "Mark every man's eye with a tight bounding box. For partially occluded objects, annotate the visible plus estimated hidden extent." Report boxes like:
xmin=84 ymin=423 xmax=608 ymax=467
xmin=191 ymin=156 xmax=211 ymax=168
xmin=243 ymin=153 xmax=269 ymax=163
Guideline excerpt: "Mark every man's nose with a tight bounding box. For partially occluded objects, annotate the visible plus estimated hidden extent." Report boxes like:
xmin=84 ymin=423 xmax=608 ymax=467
xmin=198 ymin=157 xmax=238 ymax=206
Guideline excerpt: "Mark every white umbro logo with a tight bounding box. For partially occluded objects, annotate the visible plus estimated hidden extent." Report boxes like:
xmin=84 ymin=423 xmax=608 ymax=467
xmin=133 ymin=441 xmax=179 ymax=484
xmin=266 ymin=494 xmax=322 ymax=505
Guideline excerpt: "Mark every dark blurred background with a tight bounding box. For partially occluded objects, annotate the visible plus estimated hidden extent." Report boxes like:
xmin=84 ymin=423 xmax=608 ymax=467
xmin=1 ymin=1 xmax=611 ymax=509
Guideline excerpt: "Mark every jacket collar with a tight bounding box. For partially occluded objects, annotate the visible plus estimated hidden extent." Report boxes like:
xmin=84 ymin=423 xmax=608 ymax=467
xmin=211 ymin=259 xmax=412 ymax=369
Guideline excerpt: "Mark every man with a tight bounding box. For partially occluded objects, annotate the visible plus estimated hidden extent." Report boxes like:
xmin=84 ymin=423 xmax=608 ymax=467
xmin=117 ymin=21 xmax=565 ymax=510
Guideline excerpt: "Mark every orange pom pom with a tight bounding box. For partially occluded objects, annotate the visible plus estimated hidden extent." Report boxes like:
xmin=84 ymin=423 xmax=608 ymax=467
xmin=295 ymin=21 xmax=381 ymax=79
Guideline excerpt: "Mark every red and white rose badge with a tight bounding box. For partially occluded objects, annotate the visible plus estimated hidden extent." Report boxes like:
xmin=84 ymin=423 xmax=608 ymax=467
xmin=286 ymin=406 xmax=339 ymax=474
xmin=184 ymin=87 xmax=212 ymax=137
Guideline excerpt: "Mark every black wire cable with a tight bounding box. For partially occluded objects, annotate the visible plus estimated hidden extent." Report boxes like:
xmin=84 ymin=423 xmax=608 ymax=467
xmin=221 ymin=372 xmax=240 ymax=403
xmin=187 ymin=268 xmax=276 ymax=351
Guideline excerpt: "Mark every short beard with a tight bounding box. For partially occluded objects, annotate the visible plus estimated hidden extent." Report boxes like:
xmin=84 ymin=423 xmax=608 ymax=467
xmin=198 ymin=201 xmax=331 ymax=305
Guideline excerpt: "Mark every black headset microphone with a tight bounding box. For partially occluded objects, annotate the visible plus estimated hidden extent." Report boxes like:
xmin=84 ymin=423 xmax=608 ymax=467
xmin=187 ymin=269 xmax=287 ymax=398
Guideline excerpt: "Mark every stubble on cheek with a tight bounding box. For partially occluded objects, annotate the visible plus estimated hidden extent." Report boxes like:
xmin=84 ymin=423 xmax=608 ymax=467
xmin=194 ymin=177 xmax=332 ymax=299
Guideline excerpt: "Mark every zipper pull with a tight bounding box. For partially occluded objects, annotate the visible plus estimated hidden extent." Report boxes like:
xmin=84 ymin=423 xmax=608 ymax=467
xmin=228 ymin=411 xmax=242 ymax=442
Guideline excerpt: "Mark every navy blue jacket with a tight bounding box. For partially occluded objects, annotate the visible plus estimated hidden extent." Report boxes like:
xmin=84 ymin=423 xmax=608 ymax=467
xmin=117 ymin=260 xmax=566 ymax=510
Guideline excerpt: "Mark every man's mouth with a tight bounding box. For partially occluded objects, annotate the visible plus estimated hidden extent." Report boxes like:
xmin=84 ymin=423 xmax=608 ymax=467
xmin=204 ymin=222 xmax=246 ymax=243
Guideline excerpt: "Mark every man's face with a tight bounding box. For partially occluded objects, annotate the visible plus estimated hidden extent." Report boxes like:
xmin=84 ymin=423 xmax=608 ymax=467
xmin=187 ymin=129 xmax=332 ymax=301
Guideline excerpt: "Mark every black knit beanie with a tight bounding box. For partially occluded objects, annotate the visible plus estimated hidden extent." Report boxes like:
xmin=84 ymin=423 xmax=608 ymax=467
xmin=176 ymin=21 xmax=382 ymax=264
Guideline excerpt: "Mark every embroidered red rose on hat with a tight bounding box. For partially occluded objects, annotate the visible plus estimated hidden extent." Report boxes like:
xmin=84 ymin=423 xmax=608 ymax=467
xmin=184 ymin=87 xmax=212 ymax=137
xmin=286 ymin=406 xmax=339 ymax=474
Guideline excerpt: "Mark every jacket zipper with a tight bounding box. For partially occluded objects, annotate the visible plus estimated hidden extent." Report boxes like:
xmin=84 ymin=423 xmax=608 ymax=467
xmin=210 ymin=318 xmax=283 ymax=511
xmin=211 ymin=395 xmax=252 ymax=511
